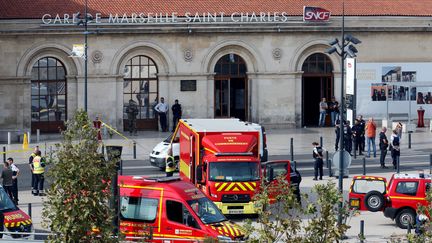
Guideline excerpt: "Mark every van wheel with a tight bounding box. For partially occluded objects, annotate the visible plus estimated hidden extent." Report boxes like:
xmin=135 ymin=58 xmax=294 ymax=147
xmin=396 ymin=208 xmax=415 ymax=229
xmin=364 ymin=191 xmax=384 ymax=212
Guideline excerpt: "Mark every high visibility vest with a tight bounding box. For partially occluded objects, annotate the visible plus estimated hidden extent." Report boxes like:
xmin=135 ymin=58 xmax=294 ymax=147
xmin=33 ymin=156 xmax=45 ymax=174
xmin=165 ymin=156 xmax=176 ymax=173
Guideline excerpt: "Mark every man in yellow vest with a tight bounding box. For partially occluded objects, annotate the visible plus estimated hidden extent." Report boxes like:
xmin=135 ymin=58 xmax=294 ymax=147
xmin=32 ymin=150 xmax=45 ymax=196
xmin=165 ymin=155 xmax=176 ymax=177
xmin=29 ymin=146 xmax=39 ymax=191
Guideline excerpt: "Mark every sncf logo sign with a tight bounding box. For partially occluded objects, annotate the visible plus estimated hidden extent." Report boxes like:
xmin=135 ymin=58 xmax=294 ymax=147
xmin=303 ymin=6 xmax=331 ymax=22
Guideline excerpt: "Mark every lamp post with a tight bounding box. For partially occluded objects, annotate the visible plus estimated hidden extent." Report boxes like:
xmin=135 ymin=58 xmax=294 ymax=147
xmin=325 ymin=1 xmax=361 ymax=226
xmin=76 ymin=0 xmax=92 ymax=112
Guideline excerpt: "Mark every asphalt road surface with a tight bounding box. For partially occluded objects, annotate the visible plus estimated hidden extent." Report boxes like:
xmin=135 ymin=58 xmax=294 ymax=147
xmin=14 ymin=151 xmax=431 ymax=191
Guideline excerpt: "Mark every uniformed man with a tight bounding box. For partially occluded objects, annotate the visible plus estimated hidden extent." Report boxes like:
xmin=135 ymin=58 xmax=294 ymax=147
xmin=32 ymin=150 xmax=45 ymax=196
xmin=165 ymin=155 xmax=176 ymax=177
xmin=343 ymin=121 xmax=353 ymax=155
xmin=29 ymin=146 xmax=39 ymax=191
xmin=351 ymin=119 xmax=363 ymax=155
xmin=312 ymin=142 xmax=324 ymax=180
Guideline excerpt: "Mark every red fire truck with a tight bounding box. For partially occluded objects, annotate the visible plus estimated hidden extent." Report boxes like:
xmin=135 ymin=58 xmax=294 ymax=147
xmin=173 ymin=119 xmax=289 ymax=215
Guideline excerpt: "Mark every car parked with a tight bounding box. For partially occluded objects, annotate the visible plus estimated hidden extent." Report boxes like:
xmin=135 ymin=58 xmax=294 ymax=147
xmin=349 ymin=173 xmax=431 ymax=229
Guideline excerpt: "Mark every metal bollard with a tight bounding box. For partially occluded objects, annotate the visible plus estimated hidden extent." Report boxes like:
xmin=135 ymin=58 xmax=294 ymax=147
xmin=320 ymin=136 xmax=323 ymax=147
xmin=290 ymin=138 xmax=294 ymax=161
xmin=293 ymin=160 xmax=297 ymax=171
xmin=3 ymin=146 xmax=6 ymax=163
xmin=27 ymin=131 xmax=31 ymax=144
xmin=7 ymin=132 xmax=11 ymax=145
xmin=44 ymin=142 xmax=47 ymax=156
xmin=328 ymin=159 xmax=332 ymax=177
xmin=397 ymin=156 xmax=400 ymax=173
xmin=430 ymin=153 xmax=432 ymax=174
xmin=359 ymin=220 xmax=365 ymax=243
xmin=363 ymin=157 xmax=366 ymax=175
xmin=325 ymin=151 xmax=329 ymax=168
xmin=49 ymin=146 xmax=52 ymax=160
xmin=408 ymin=132 xmax=412 ymax=149
xmin=102 ymin=145 xmax=105 ymax=155
xmin=28 ymin=203 xmax=32 ymax=219
xmin=354 ymin=141 xmax=357 ymax=159
xmin=37 ymin=129 xmax=40 ymax=143
xmin=133 ymin=142 xmax=137 ymax=159
xmin=407 ymin=222 xmax=411 ymax=234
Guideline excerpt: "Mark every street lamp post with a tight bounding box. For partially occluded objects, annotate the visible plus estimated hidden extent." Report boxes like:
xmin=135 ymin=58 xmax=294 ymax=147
xmin=325 ymin=1 xmax=361 ymax=226
xmin=76 ymin=0 xmax=92 ymax=112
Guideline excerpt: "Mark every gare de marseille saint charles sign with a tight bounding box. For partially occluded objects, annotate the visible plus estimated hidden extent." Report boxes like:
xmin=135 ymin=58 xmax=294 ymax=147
xmin=41 ymin=7 xmax=331 ymax=24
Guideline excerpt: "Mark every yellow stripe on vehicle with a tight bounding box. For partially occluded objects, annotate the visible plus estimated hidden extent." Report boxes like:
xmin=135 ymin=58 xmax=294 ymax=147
xmin=226 ymin=224 xmax=235 ymax=236
xmin=217 ymin=183 xmax=228 ymax=192
xmin=4 ymin=223 xmax=8 ymax=227
xmin=251 ymin=182 xmax=257 ymax=187
xmin=222 ymin=226 xmax=228 ymax=234
xmin=390 ymin=196 xmax=426 ymax=200
xmin=237 ymin=182 xmax=247 ymax=191
xmin=244 ymin=182 xmax=254 ymax=191
xmin=179 ymin=159 xmax=190 ymax=179
xmin=225 ymin=183 xmax=235 ymax=191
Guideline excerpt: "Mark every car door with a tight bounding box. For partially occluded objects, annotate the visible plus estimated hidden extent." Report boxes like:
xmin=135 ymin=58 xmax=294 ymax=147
xmin=262 ymin=161 xmax=291 ymax=203
xmin=164 ymin=199 xmax=207 ymax=242
xmin=349 ymin=176 xmax=387 ymax=211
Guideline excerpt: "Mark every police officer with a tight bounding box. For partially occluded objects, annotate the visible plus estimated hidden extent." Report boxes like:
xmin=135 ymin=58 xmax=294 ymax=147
xmin=343 ymin=121 xmax=353 ymax=155
xmin=165 ymin=155 xmax=176 ymax=177
xmin=351 ymin=119 xmax=363 ymax=155
xmin=29 ymin=146 xmax=39 ymax=191
xmin=32 ymin=151 xmax=45 ymax=196
xmin=312 ymin=142 xmax=324 ymax=180
xmin=126 ymin=99 xmax=139 ymax=136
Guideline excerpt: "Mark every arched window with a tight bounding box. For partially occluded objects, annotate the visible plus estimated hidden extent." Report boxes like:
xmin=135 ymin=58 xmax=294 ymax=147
xmin=302 ymin=53 xmax=333 ymax=74
xmin=214 ymin=53 xmax=247 ymax=77
xmin=31 ymin=57 xmax=67 ymax=132
xmin=123 ymin=55 xmax=159 ymax=130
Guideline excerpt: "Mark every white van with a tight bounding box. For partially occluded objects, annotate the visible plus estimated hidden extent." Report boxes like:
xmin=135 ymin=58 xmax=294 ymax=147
xmin=149 ymin=119 xmax=268 ymax=170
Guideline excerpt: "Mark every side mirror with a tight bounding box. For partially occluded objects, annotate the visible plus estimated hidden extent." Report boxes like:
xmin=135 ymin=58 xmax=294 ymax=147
xmin=186 ymin=214 xmax=195 ymax=227
xmin=266 ymin=167 xmax=274 ymax=182
xmin=196 ymin=165 xmax=205 ymax=184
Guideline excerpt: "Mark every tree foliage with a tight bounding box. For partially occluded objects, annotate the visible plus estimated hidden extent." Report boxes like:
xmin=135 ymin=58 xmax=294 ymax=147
xmin=244 ymin=178 xmax=352 ymax=243
xmin=42 ymin=110 xmax=118 ymax=242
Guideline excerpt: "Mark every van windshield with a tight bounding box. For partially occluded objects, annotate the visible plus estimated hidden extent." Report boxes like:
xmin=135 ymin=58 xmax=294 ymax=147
xmin=209 ymin=162 xmax=259 ymax=182
xmin=0 ymin=187 xmax=17 ymax=212
xmin=188 ymin=197 xmax=226 ymax=224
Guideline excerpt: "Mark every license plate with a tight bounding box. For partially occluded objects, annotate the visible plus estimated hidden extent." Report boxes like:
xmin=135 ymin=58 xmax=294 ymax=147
xmin=228 ymin=209 xmax=244 ymax=214
xmin=150 ymin=158 xmax=155 ymax=162
xmin=350 ymin=199 xmax=360 ymax=207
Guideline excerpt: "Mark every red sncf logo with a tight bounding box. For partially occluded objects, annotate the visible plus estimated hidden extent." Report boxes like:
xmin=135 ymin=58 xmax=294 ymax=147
xmin=303 ymin=6 xmax=331 ymax=22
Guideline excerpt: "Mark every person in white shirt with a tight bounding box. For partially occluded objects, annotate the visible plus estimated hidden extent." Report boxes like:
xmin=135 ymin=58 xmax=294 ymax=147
xmin=7 ymin=157 xmax=19 ymax=204
xmin=155 ymin=97 xmax=169 ymax=132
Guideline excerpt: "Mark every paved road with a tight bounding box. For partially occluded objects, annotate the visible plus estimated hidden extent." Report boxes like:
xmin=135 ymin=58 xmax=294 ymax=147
xmin=15 ymin=151 xmax=432 ymax=191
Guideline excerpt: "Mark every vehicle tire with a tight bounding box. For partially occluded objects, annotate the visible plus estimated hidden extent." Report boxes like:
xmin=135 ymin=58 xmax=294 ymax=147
xmin=395 ymin=208 xmax=415 ymax=229
xmin=364 ymin=191 xmax=384 ymax=212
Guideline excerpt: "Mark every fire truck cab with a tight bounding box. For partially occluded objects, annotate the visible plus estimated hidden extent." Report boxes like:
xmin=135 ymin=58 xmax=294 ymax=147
xmin=118 ymin=176 xmax=244 ymax=242
xmin=173 ymin=119 xmax=289 ymax=215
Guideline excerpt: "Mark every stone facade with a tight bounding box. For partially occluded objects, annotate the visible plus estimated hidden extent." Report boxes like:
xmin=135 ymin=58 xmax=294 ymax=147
xmin=1 ymin=16 xmax=431 ymax=133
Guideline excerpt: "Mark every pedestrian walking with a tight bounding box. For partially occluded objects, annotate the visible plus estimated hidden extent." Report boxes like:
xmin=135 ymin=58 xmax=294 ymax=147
xmin=379 ymin=127 xmax=389 ymax=169
xmin=7 ymin=158 xmax=19 ymax=204
xmin=171 ymin=99 xmax=182 ymax=132
xmin=318 ymin=98 xmax=328 ymax=127
xmin=352 ymin=119 xmax=363 ymax=155
xmin=1 ymin=161 xmax=13 ymax=200
xmin=32 ymin=151 xmax=46 ymax=196
xmin=390 ymin=129 xmax=401 ymax=170
xmin=312 ymin=142 xmax=324 ymax=180
xmin=155 ymin=97 xmax=169 ymax=132
xmin=29 ymin=146 xmax=39 ymax=191
xmin=126 ymin=99 xmax=138 ymax=136
xmin=365 ymin=117 xmax=377 ymax=158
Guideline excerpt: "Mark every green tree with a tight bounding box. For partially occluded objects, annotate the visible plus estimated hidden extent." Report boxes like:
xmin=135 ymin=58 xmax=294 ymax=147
xmin=244 ymin=179 xmax=352 ymax=243
xmin=42 ymin=110 xmax=118 ymax=242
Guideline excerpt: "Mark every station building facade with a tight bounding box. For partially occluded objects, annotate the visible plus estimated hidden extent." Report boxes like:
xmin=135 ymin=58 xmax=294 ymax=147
xmin=1 ymin=1 xmax=432 ymax=133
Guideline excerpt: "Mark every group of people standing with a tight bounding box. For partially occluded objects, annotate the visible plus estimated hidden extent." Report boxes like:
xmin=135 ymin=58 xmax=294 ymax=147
xmin=333 ymin=115 xmax=403 ymax=169
xmin=319 ymin=97 xmax=340 ymax=127
xmin=126 ymin=97 xmax=182 ymax=134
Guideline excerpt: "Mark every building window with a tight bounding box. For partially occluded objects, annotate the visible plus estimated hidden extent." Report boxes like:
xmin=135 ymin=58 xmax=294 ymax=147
xmin=31 ymin=57 xmax=67 ymax=124
xmin=123 ymin=55 xmax=159 ymax=120
xmin=302 ymin=53 xmax=333 ymax=74
xmin=214 ymin=53 xmax=247 ymax=77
